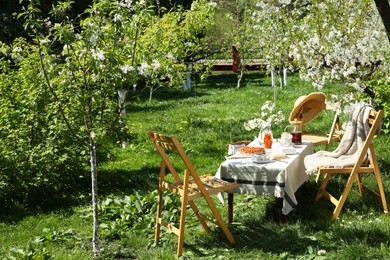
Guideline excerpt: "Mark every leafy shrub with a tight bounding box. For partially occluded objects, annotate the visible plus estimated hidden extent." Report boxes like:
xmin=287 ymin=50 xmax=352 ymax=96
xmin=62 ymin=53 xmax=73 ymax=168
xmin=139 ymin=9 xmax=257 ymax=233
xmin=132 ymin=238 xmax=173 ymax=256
xmin=3 ymin=244 xmax=52 ymax=260
xmin=368 ymin=78 xmax=390 ymax=134
xmin=0 ymin=38 xmax=88 ymax=207
xmin=94 ymin=190 xmax=181 ymax=240
xmin=36 ymin=228 xmax=83 ymax=249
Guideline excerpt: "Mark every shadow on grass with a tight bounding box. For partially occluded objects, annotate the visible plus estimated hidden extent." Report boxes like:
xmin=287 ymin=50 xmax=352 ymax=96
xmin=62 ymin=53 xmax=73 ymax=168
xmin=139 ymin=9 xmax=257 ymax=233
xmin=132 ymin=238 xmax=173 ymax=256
xmin=378 ymin=158 xmax=390 ymax=177
xmin=126 ymin=72 xmax=268 ymax=111
xmin=0 ymin=188 xmax=88 ymax=225
xmin=125 ymin=87 xmax=212 ymax=115
xmin=233 ymin=221 xmax=317 ymax=255
xmin=202 ymin=177 xmax=390 ymax=257
xmin=203 ymin=72 xmax=268 ymax=89
xmin=0 ymin=165 xmax=160 ymax=224
xmin=98 ymin=166 xmax=159 ymax=196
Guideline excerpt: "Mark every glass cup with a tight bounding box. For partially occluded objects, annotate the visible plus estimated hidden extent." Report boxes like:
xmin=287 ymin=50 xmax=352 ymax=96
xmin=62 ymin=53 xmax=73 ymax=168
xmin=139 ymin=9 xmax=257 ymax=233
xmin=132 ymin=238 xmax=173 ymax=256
xmin=280 ymin=132 xmax=292 ymax=147
xmin=253 ymin=153 xmax=266 ymax=161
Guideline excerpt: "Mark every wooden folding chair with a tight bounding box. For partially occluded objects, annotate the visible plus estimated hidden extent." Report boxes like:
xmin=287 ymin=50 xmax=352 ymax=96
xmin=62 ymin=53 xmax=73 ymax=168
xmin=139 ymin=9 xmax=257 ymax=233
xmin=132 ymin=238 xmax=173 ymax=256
xmin=147 ymin=131 xmax=237 ymax=256
xmin=290 ymin=92 xmax=342 ymax=150
xmin=302 ymin=102 xmax=342 ymax=151
xmin=314 ymin=109 xmax=388 ymax=220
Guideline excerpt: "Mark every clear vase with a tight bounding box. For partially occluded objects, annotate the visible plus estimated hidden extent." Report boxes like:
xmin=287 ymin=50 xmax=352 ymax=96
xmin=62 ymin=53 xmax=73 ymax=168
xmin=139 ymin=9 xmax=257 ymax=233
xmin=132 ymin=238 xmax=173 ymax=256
xmin=258 ymin=130 xmax=264 ymax=144
xmin=258 ymin=129 xmax=272 ymax=146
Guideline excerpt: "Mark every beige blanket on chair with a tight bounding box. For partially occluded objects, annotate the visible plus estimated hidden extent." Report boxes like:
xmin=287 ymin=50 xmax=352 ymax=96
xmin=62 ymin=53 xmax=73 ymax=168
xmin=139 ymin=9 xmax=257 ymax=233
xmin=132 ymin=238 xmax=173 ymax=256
xmin=304 ymin=103 xmax=374 ymax=176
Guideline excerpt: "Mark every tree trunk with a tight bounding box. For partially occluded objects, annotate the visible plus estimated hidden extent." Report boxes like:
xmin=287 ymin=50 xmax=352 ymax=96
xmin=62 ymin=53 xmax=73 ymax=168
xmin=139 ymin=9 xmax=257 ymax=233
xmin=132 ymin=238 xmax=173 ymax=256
xmin=149 ymin=88 xmax=153 ymax=103
xmin=118 ymin=89 xmax=127 ymax=149
xmin=283 ymin=67 xmax=288 ymax=86
xmin=90 ymin=140 xmax=100 ymax=258
xmin=183 ymin=63 xmax=191 ymax=90
xmin=374 ymin=0 xmax=390 ymax=43
xmin=271 ymin=65 xmax=275 ymax=88
xmin=237 ymin=70 xmax=244 ymax=88
xmin=278 ymin=67 xmax=283 ymax=89
xmin=271 ymin=65 xmax=277 ymax=105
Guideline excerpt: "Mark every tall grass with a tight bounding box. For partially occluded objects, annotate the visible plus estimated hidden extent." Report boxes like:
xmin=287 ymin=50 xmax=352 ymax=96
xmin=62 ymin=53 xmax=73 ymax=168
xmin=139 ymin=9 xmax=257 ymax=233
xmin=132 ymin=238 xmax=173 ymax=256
xmin=0 ymin=72 xmax=389 ymax=259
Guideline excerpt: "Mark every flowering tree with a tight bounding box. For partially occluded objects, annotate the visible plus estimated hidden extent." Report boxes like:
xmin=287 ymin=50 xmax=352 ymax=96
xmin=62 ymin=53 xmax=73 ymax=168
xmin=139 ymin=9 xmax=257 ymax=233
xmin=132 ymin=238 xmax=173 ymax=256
xmin=210 ymin=0 xmax=261 ymax=87
xmin=136 ymin=0 xmax=216 ymax=101
xmin=19 ymin=0 xmax=149 ymax=256
xmin=289 ymin=1 xmax=389 ymax=97
xmin=249 ymin=0 xmax=389 ymax=109
xmin=251 ymin=1 xmax=297 ymax=75
xmin=17 ymin=0 xmax=217 ymax=257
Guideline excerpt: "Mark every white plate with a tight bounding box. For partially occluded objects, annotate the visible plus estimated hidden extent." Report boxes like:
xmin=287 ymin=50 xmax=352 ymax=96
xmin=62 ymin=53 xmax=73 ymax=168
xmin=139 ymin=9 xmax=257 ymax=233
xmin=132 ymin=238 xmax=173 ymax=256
xmin=252 ymin=158 xmax=272 ymax=164
xmin=226 ymin=154 xmax=253 ymax=159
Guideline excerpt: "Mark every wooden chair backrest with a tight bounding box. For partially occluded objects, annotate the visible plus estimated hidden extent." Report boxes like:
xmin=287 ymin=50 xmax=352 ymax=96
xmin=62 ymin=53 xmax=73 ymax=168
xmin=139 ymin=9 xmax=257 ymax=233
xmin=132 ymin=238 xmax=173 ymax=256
xmin=300 ymin=100 xmax=342 ymax=136
xmin=353 ymin=109 xmax=383 ymax=168
xmin=147 ymin=131 xmax=199 ymax=183
xmin=325 ymin=100 xmax=343 ymax=143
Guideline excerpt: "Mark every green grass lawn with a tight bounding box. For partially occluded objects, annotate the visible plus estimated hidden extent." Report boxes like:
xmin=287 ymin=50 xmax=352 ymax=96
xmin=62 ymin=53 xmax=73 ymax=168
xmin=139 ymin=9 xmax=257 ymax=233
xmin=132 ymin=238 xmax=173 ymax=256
xmin=1 ymin=72 xmax=389 ymax=259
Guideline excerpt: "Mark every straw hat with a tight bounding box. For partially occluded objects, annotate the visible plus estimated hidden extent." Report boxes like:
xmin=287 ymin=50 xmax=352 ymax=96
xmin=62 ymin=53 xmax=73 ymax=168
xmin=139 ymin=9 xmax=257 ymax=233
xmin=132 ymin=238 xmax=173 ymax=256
xmin=289 ymin=92 xmax=327 ymax=124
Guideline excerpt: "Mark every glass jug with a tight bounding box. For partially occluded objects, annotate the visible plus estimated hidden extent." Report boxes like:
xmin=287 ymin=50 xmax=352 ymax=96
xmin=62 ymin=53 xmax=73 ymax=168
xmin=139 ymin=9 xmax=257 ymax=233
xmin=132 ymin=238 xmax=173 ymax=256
xmin=290 ymin=119 xmax=302 ymax=145
xmin=263 ymin=131 xmax=273 ymax=149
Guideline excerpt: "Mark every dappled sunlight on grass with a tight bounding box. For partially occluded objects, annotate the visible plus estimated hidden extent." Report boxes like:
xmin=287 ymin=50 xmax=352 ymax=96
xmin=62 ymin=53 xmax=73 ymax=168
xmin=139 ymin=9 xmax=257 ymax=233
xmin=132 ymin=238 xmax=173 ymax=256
xmin=2 ymin=73 xmax=390 ymax=258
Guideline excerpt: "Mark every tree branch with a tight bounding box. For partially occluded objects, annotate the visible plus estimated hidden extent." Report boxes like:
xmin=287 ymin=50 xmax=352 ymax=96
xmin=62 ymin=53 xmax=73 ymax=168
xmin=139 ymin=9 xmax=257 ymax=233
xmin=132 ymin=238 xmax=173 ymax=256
xmin=374 ymin=0 xmax=390 ymax=43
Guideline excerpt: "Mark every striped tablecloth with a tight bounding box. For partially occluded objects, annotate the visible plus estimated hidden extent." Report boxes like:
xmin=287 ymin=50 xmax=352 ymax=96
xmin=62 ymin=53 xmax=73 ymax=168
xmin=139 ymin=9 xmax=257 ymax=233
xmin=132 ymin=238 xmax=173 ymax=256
xmin=215 ymin=141 xmax=314 ymax=215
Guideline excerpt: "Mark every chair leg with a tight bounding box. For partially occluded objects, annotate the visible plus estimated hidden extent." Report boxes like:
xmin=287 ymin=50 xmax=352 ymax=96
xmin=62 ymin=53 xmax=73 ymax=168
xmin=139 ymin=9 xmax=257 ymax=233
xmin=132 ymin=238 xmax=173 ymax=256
xmin=228 ymin=193 xmax=234 ymax=224
xmin=369 ymin=148 xmax=389 ymax=213
xmin=188 ymin=200 xmax=211 ymax=233
xmin=315 ymin=173 xmax=331 ymax=202
xmin=202 ymin=193 xmax=236 ymax=245
xmin=373 ymin=166 xmax=389 ymax=213
xmin=155 ymin=188 xmax=163 ymax=243
xmin=331 ymin=172 xmax=358 ymax=220
xmin=177 ymin=170 xmax=190 ymax=257
xmin=325 ymin=143 xmax=330 ymax=151
xmin=357 ymin=173 xmax=364 ymax=197
xmin=155 ymin=163 xmax=166 ymax=242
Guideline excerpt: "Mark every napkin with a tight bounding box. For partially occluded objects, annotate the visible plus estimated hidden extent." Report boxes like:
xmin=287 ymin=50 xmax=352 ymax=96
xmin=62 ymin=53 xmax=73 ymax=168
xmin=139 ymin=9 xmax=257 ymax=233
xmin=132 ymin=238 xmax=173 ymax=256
xmin=280 ymin=147 xmax=296 ymax=155
xmin=269 ymin=152 xmax=289 ymax=160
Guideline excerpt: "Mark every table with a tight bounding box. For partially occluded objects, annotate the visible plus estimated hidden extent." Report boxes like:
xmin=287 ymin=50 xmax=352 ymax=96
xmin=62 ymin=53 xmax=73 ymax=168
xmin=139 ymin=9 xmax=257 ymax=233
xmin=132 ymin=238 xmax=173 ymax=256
xmin=215 ymin=140 xmax=314 ymax=223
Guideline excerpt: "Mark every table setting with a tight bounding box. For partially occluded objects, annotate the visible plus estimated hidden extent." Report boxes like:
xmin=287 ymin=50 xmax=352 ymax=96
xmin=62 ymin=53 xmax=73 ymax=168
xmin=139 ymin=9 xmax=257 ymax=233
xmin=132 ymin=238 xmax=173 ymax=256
xmin=215 ymin=130 xmax=314 ymax=219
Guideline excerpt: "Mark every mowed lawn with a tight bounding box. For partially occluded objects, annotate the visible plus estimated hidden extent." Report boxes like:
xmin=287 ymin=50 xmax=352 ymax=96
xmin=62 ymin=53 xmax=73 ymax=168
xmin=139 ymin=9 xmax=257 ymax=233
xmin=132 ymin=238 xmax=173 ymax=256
xmin=1 ymin=72 xmax=389 ymax=259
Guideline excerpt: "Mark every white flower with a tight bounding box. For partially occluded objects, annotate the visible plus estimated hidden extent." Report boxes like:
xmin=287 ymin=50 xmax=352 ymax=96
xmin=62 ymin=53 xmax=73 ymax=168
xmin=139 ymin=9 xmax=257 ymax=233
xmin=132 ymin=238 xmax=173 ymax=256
xmin=138 ymin=62 xmax=149 ymax=76
xmin=209 ymin=1 xmax=217 ymax=8
xmin=151 ymin=59 xmax=161 ymax=70
xmin=184 ymin=41 xmax=194 ymax=47
xmin=317 ymin=249 xmax=327 ymax=256
xmin=119 ymin=0 xmax=134 ymax=9
xmin=1 ymin=46 xmax=9 ymax=56
xmin=279 ymin=0 xmax=291 ymax=5
xmin=114 ymin=14 xmax=123 ymax=22
xmin=40 ymin=38 xmax=50 ymax=44
xmin=92 ymin=49 xmax=105 ymax=61
xmin=11 ymin=53 xmax=22 ymax=63
xmin=120 ymin=65 xmax=135 ymax=74
xmin=244 ymin=118 xmax=267 ymax=131
xmin=96 ymin=50 xmax=105 ymax=60
xmin=245 ymin=101 xmax=285 ymax=132
xmin=13 ymin=47 xmax=22 ymax=53
xmin=90 ymin=34 xmax=98 ymax=44
xmin=166 ymin=53 xmax=176 ymax=61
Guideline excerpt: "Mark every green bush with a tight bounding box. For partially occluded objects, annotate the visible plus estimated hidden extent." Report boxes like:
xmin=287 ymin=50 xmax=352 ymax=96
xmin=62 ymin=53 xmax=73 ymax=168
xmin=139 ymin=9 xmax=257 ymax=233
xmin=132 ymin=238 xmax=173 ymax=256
xmin=368 ymin=78 xmax=390 ymax=134
xmin=0 ymin=38 xmax=88 ymax=207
